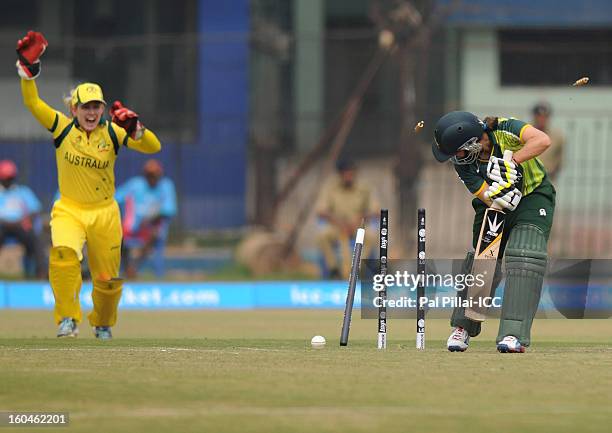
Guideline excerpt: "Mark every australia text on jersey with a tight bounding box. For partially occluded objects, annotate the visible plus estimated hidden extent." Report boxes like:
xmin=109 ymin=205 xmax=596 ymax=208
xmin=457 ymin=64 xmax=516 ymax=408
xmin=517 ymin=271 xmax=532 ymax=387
xmin=64 ymin=151 xmax=110 ymax=169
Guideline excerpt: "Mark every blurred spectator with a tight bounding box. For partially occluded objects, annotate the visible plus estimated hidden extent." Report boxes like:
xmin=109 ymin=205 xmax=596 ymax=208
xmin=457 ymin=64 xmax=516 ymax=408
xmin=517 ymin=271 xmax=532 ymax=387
xmin=0 ymin=160 xmax=45 ymax=278
xmin=532 ymin=102 xmax=565 ymax=182
xmin=316 ymin=159 xmax=377 ymax=279
xmin=116 ymin=160 xmax=177 ymax=278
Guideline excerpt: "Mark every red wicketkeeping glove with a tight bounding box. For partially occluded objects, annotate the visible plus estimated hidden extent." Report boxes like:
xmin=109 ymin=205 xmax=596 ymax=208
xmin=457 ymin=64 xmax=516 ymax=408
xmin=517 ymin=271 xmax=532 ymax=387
xmin=15 ymin=30 xmax=48 ymax=79
xmin=109 ymin=101 xmax=145 ymax=140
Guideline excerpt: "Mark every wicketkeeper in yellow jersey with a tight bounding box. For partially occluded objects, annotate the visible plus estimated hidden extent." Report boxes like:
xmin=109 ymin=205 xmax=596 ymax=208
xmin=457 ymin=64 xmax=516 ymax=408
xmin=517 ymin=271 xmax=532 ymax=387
xmin=16 ymin=31 xmax=162 ymax=340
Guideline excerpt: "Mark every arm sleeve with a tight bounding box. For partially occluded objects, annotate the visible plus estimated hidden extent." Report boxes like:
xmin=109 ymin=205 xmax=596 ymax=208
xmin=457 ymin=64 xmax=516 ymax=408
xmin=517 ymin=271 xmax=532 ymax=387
xmin=21 ymin=79 xmax=63 ymax=133
xmin=112 ymin=123 xmax=162 ymax=154
xmin=160 ymin=179 xmax=177 ymax=218
xmin=454 ymin=163 xmax=487 ymax=196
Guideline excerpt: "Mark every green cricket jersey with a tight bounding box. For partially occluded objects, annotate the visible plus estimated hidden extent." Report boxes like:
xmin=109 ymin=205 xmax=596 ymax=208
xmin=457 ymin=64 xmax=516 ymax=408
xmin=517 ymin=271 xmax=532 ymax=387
xmin=454 ymin=117 xmax=552 ymax=201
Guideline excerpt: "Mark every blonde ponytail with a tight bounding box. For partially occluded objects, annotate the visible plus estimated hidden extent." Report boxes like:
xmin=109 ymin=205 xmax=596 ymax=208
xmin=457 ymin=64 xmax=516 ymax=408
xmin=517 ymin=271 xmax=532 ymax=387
xmin=63 ymin=87 xmax=77 ymax=113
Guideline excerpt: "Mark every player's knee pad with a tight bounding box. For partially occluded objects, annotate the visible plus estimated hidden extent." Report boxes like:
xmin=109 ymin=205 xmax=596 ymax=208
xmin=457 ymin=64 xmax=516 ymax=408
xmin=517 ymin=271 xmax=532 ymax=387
xmin=49 ymin=246 xmax=81 ymax=283
xmin=505 ymin=224 xmax=548 ymax=276
xmin=49 ymin=246 xmax=79 ymax=267
xmin=94 ymin=277 xmax=124 ymax=293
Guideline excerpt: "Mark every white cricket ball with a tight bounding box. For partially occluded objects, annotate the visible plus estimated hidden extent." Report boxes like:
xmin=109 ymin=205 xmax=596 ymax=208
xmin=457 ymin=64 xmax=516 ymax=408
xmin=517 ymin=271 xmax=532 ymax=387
xmin=311 ymin=335 xmax=326 ymax=348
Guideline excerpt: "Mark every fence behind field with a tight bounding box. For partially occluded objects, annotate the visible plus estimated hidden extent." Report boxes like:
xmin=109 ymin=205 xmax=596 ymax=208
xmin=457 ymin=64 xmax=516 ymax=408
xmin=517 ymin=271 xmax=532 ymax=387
xmin=1 ymin=1 xmax=612 ymax=261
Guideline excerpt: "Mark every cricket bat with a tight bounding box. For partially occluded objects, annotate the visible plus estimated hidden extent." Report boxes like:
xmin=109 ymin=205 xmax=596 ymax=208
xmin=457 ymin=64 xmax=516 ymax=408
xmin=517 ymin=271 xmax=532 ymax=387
xmin=464 ymin=150 xmax=513 ymax=322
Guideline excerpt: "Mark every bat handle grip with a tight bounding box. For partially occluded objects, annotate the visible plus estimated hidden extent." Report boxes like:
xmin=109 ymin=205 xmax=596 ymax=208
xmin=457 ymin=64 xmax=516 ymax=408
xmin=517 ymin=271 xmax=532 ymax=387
xmin=489 ymin=150 xmax=514 ymax=211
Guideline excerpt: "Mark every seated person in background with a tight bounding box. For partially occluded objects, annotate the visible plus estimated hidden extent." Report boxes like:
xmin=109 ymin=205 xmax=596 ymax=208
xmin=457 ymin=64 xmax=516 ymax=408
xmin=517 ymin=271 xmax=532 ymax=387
xmin=0 ymin=159 xmax=45 ymax=278
xmin=116 ymin=159 xmax=177 ymax=278
xmin=316 ymin=159 xmax=377 ymax=279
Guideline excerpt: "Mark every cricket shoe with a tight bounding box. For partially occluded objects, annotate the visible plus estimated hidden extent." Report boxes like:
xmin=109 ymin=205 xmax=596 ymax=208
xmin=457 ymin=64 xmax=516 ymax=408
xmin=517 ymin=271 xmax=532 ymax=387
xmin=447 ymin=326 xmax=469 ymax=352
xmin=94 ymin=326 xmax=113 ymax=341
xmin=57 ymin=318 xmax=78 ymax=338
xmin=497 ymin=336 xmax=525 ymax=353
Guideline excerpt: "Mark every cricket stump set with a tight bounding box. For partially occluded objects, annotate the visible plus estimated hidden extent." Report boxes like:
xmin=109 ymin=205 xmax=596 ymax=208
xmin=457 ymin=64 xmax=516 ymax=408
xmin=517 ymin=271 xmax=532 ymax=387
xmin=340 ymin=208 xmax=427 ymax=350
xmin=339 ymin=151 xmax=514 ymax=348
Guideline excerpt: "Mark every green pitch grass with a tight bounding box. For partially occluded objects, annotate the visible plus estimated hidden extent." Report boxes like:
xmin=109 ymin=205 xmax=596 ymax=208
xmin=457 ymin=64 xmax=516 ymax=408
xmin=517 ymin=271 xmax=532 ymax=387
xmin=0 ymin=310 xmax=611 ymax=433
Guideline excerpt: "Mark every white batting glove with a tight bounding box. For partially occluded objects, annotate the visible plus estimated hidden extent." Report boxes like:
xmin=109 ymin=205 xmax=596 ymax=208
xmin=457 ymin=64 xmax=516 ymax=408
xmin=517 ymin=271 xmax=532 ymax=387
xmin=487 ymin=156 xmax=522 ymax=186
xmin=484 ymin=182 xmax=522 ymax=211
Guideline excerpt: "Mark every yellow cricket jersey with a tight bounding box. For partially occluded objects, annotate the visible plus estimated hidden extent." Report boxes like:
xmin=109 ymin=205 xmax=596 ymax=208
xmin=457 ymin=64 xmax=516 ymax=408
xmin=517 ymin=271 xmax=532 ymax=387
xmin=21 ymin=79 xmax=161 ymax=206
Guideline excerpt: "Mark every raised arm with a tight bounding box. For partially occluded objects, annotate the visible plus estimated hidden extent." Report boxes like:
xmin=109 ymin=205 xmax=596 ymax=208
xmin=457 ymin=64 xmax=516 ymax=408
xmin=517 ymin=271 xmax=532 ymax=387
xmin=21 ymin=79 xmax=59 ymax=131
xmin=17 ymin=31 xmax=62 ymax=131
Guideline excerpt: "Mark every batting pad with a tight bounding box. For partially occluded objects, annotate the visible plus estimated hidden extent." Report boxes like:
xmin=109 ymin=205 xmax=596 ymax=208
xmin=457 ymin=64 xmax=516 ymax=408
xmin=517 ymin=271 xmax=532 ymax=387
xmin=497 ymin=224 xmax=547 ymax=346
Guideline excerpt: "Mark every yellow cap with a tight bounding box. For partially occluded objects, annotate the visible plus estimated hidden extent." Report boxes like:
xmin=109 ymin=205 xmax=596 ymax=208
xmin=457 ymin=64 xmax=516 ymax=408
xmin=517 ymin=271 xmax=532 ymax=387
xmin=71 ymin=83 xmax=106 ymax=106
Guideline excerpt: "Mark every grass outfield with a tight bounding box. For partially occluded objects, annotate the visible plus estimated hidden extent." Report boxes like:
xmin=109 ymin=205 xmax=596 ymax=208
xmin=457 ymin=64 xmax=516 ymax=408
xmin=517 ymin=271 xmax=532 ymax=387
xmin=0 ymin=310 xmax=611 ymax=433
